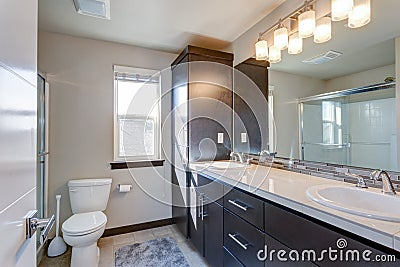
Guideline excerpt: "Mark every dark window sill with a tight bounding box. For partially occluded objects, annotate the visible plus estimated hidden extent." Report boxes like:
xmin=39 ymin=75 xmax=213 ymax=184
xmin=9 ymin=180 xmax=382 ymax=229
xmin=110 ymin=159 xmax=165 ymax=170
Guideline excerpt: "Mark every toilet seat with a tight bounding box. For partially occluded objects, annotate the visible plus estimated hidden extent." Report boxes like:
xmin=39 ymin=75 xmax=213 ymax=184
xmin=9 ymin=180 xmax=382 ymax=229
xmin=62 ymin=211 xmax=107 ymax=236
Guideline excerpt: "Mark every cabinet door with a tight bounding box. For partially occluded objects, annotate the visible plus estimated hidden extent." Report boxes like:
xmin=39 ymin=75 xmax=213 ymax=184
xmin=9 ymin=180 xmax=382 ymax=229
xmin=189 ymin=186 xmax=204 ymax=255
xmin=204 ymin=199 xmax=223 ymax=267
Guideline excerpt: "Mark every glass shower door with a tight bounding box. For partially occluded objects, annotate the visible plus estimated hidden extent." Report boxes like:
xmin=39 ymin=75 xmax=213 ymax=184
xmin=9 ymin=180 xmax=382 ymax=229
xmin=37 ymin=74 xmax=48 ymax=250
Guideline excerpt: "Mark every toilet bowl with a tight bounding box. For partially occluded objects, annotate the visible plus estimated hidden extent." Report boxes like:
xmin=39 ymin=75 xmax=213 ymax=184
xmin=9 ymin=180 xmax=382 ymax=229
xmin=62 ymin=178 xmax=112 ymax=267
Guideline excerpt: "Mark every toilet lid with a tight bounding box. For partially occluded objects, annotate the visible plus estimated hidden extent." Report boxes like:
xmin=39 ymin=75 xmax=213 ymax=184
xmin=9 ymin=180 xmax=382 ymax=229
xmin=62 ymin=211 xmax=107 ymax=236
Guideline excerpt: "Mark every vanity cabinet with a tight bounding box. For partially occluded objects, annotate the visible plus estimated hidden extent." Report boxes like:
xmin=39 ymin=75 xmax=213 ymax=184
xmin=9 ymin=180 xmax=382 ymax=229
xmin=189 ymin=173 xmax=224 ymax=267
xmin=186 ymin=171 xmax=400 ymax=267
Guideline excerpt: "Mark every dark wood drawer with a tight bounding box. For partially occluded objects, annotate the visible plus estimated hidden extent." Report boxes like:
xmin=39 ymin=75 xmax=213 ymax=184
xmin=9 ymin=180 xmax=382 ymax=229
xmin=224 ymin=209 xmax=264 ymax=267
xmin=263 ymin=234 xmax=316 ymax=267
xmin=265 ymin=201 xmax=399 ymax=266
xmin=224 ymin=186 xmax=264 ymax=230
xmin=223 ymin=246 xmax=244 ymax=267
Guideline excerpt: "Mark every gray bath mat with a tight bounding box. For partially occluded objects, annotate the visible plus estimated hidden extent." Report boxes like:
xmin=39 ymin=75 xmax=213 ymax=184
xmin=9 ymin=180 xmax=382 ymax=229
xmin=115 ymin=237 xmax=190 ymax=267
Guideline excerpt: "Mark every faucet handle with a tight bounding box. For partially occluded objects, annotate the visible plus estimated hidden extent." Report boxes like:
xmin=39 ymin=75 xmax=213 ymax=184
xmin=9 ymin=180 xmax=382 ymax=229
xmin=345 ymin=172 xmax=368 ymax=188
xmin=246 ymin=157 xmax=254 ymax=165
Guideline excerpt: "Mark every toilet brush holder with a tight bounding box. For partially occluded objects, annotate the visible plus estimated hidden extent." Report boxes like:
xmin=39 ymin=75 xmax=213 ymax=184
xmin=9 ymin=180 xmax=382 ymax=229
xmin=47 ymin=195 xmax=67 ymax=257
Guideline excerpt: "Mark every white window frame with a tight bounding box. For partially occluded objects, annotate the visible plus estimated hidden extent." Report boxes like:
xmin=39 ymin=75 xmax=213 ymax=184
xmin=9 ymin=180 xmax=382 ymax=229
xmin=113 ymin=65 xmax=161 ymax=162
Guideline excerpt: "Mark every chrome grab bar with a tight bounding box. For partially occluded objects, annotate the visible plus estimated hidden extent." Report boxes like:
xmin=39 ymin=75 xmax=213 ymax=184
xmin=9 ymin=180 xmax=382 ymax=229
xmin=228 ymin=233 xmax=250 ymax=250
xmin=228 ymin=199 xmax=248 ymax=211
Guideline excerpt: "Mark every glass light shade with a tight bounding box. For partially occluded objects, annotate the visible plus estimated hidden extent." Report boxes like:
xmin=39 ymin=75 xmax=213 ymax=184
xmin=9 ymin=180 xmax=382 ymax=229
xmin=348 ymin=0 xmax=371 ymax=28
xmin=269 ymin=45 xmax=281 ymax=64
xmin=314 ymin=17 xmax=332 ymax=43
xmin=288 ymin=33 xmax=303 ymax=54
xmin=298 ymin=10 xmax=316 ymax=38
xmin=274 ymin=27 xmax=288 ymax=50
xmin=255 ymin=39 xmax=268 ymax=61
xmin=331 ymin=0 xmax=354 ymax=21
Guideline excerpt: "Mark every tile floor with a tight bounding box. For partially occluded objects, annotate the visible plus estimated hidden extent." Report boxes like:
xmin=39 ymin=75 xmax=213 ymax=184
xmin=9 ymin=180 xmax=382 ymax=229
xmin=38 ymin=224 xmax=209 ymax=267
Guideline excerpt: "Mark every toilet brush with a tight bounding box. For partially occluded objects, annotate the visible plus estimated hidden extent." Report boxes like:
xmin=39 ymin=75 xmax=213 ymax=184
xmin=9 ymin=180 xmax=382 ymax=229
xmin=47 ymin=195 xmax=67 ymax=257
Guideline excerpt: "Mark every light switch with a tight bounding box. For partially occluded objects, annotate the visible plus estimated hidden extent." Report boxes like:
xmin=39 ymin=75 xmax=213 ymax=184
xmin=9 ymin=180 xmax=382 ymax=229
xmin=241 ymin=132 xmax=247 ymax=143
xmin=218 ymin=133 xmax=224 ymax=143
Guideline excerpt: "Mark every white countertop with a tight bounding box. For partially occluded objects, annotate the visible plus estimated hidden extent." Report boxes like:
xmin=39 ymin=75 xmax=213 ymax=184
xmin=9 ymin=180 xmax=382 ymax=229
xmin=189 ymin=161 xmax=400 ymax=252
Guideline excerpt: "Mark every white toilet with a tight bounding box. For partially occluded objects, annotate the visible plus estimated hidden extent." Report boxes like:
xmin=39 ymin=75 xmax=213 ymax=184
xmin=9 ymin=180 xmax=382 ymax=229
xmin=62 ymin=178 xmax=112 ymax=267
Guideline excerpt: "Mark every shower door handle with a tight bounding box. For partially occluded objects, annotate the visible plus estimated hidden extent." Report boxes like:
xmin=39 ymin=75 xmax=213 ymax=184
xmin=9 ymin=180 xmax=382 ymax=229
xmin=25 ymin=210 xmax=55 ymax=244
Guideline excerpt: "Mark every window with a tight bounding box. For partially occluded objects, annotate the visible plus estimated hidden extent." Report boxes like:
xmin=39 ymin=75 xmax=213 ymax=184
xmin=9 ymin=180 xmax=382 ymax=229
xmin=322 ymin=101 xmax=343 ymax=145
xmin=114 ymin=65 xmax=161 ymax=161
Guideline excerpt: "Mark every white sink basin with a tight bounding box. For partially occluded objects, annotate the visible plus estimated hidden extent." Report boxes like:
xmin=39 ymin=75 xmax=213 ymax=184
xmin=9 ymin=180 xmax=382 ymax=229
xmin=307 ymin=184 xmax=400 ymax=222
xmin=209 ymin=161 xmax=246 ymax=170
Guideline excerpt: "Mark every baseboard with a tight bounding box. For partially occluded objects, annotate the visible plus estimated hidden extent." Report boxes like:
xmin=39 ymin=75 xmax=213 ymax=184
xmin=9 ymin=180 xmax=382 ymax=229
xmin=102 ymin=218 xmax=174 ymax=238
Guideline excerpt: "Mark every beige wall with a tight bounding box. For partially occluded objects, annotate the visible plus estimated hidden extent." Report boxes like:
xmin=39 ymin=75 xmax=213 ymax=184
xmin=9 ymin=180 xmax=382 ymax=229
xmin=269 ymin=70 xmax=326 ymax=159
xmin=396 ymin=37 xmax=400 ymax=168
xmin=326 ymin=64 xmax=395 ymax=92
xmin=38 ymin=31 xmax=177 ymax=231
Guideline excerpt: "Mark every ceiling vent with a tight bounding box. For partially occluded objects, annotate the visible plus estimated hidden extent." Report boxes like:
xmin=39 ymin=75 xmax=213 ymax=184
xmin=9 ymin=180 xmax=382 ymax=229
xmin=302 ymin=51 xmax=342 ymax=65
xmin=73 ymin=0 xmax=110 ymax=20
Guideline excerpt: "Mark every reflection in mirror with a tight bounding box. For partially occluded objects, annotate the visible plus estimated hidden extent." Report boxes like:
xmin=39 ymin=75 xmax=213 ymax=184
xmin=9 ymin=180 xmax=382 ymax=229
xmin=234 ymin=0 xmax=400 ymax=172
xmin=233 ymin=59 xmax=270 ymax=155
xmin=300 ymin=82 xmax=396 ymax=170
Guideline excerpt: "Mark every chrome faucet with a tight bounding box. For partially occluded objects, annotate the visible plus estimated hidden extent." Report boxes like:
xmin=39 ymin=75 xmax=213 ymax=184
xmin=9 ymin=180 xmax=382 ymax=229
xmin=370 ymin=170 xmax=396 ymax=195
xmin=230 ymin=152 xmax=253 ymax=165
xmin=258 ymin=150 xmax=277 ymax=163
xmin=230 ymin=152 xmax=244 ymax=163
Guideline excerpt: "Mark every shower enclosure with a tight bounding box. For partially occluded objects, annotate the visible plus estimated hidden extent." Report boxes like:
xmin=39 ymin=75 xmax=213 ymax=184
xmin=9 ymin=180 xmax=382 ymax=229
xmin=299 ymin=82 xmax=397 ymax=171
xmin=37 ymin=74 xmax=49 ymax=257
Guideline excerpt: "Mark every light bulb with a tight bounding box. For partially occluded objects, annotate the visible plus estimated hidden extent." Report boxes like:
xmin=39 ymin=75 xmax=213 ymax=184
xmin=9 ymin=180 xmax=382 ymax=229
xmin=314 ymin=17 xmax=332 ymax=43
xmin=348 ymin=0 xmax=371 ymax=28
xmin=298 ymin=10 xmax=316 ymax=38
xmin=288 ymin=33 xmax=303 ymax=54
xmin=255 ymin=38 xmax=268 ymax=61
xmin=274 ymin=27 xmax=288 ymax=50
xmin=331 ymin=0 xmax=354 ymax=21
xmin=269 ymin=45 xmax=281 ymax=64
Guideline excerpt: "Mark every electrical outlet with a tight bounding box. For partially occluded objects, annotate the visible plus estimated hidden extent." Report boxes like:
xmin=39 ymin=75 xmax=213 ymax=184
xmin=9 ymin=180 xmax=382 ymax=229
xmin=218 ymin=133 xmax=224 ymax=143
xmin=241 ymin=132 xmax=247 ymax=143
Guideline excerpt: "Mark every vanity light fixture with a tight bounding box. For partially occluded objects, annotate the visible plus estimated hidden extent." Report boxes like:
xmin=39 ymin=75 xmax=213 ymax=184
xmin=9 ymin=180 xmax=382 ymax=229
xmin=269 ymin=45 xmax=282 ymax=63
xmin=288 ymin=33 xmax=303 ymax=55
xmin=254 ymin=0 xmax=371 ymax=63
xmin=274 ymin=20 xmax=289 ymax=50
xmin=255 ymin=36 xmax=269 ymax=61
xmin=314 ymin=17 xmax=332 ymax=43
xmin=331 ymin=0 xmax=354 ymax=21
xmin=298 ymin=8 xmax=316 ymax=38
xmin=348 ymin=0 xmax=371 ymax=28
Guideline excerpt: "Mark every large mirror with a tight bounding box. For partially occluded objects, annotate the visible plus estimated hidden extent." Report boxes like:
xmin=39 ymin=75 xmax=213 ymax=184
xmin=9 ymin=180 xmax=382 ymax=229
xmin=233 ymin=0 xmax=400 ymax=172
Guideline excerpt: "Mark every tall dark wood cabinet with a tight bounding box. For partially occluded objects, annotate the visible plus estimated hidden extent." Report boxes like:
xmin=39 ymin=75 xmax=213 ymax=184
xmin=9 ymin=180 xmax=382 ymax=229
xmin=171 ymin=46 xmax=234 ymax=238
xmin=233 ymin=58 xmax=269 ymax=155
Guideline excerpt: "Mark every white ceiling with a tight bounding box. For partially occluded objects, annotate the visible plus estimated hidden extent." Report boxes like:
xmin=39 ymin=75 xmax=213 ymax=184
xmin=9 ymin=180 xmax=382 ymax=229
xmin=269 ymin=0 xmax=400 ymax=80
xmin=39 ymin=0 xmax=285 ymax=53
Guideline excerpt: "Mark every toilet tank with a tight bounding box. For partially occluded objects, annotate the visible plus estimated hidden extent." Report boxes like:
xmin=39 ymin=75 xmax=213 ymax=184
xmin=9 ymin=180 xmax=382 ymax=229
xmin=68 ymin=178 xmax=112 ymax=214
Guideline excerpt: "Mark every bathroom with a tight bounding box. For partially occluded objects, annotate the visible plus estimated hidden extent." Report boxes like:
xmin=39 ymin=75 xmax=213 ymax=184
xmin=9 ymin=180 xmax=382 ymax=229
xmin=1 ymin=0 xmax=400 ymax=266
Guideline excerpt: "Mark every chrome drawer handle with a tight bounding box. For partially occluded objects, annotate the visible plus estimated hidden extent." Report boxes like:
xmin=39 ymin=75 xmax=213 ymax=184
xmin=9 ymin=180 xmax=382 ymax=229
xmin=228 ymin=233 xmax=250 ymax=250
xmin=228 ymin=199 xmax=248 ymax=211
